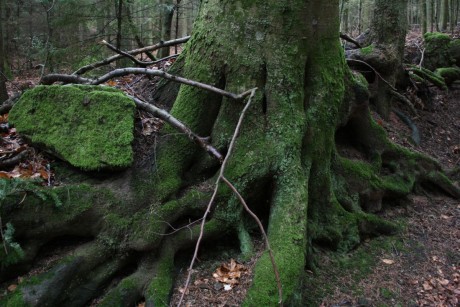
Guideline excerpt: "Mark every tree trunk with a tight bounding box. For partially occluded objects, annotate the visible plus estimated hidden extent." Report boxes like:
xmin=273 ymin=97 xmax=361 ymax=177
xmin=348 ymin=0 xmax=408 ymax=119
xmin=421 ymin=0 xmax=428 ymax=33
xmin=441 ymin=0 xmax=449 ymax=29
xmin=158 ymin=0 xmax=174 ymax=58
xmin=2 ymin=0 xmax=458 ymax=306
xmin=0 ymin=0 xmax=8 ymax=103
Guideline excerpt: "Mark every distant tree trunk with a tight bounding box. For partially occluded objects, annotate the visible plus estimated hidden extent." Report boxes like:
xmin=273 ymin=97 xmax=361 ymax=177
xmin=349 ymin=0 xmax=408 ymax=119
xmin=441 ymin=0 xmax=449 ymax=29
xmin=116 ymin=0 xmax=123 ymax=50
xmin=158 ymin=0 xmax=174 ymax=58
xmin=436 ymin=0 xmax=441 ymax=31
xmin=0 ymin=0 xmax=8 ymax=103
xmin=421 ymin=0 xmax=428 ymax=32
xmin=358 ymin=0 xmax=363 ymax=34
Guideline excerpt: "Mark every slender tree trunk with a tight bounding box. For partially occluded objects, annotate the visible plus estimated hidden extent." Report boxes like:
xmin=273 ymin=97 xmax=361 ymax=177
xmin=441 ymin=0 xmax=449 ymax=29
xmin=158 ymin=0 xmax=174 ymax=58
xmin=422 ymin=0 xmax=428 ymax=32
xmin=358 ymin=0 xmax=363 ymax=34
xmin=0 ymin=0 xmax=8 ymax=103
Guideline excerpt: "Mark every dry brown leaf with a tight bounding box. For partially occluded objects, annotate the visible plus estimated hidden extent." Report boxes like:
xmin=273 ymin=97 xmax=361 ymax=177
xmin=7 ymin=284 xmax=17 ymax=292
xmin=423 ymin=281 xmax=433 ymax=291
xmin=382 ymin=259 xmax=395 ymax=265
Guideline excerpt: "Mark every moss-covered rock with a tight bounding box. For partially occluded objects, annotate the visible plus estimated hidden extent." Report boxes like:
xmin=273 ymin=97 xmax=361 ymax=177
xmin=435 ymin=67 xmax=460 ymax=85
xmin=9 ymin=85 xmax=135 ymax=170
xmin=423 ymin=32 xmax=453 ymax=70
xmin=449 ymin=39 xmax=460 ymax=65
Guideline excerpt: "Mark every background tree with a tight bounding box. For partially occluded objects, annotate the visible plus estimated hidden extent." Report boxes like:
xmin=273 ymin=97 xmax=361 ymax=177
xmin=0 ymin=0 xmax=8 ymax=102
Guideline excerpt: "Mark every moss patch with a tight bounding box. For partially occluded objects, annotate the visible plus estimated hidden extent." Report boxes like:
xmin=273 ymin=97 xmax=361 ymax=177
xmin=9 ymin=85 xmax=135 ymax=170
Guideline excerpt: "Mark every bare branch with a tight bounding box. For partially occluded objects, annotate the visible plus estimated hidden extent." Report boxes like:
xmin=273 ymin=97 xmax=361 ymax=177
xmin=178 ymin=88 xmax=258 ymax=307
xmin=41 ymin=74 xmax=92 ymax=85
xmin=340 ymin=32 xmax=362 ymax=48
xmin=101 ymin=40 xmax=179 ymax=67
xmin=128 ymin=95 xmax=224 ymax=162
xmin=42 ymin=68 xmax=252 ymax=101
xmin=73 ymin=36 xmax=190 ymax=75
xmin=101 ymin=40 xmax=149 ymax=67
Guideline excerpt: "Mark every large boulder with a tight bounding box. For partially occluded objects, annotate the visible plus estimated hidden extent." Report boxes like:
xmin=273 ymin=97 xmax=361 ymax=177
xmin=9 ymin=85 xmax=135 ymax=171
xmin=423 ymin=32 xmax=458 ymax=70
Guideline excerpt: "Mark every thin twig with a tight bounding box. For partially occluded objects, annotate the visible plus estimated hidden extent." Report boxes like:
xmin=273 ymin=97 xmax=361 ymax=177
xmin=221 ymin=176 xmax=283 ymax=305
xmin=128 ymin=95 xmax=224 ymax=162
xmin=177 ymin=88 xmax=257 ymax=307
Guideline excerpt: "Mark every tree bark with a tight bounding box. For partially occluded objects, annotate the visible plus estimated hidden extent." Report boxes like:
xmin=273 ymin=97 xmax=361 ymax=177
xmin=0 ymin=0 xmax=8 ymax=103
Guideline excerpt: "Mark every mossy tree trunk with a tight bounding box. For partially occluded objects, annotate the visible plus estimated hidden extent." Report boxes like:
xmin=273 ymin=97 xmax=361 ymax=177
xmin=348 ymin=0 xmax=408 ymax=119
xmin=2 ymin=0 xmax=459 ymax=306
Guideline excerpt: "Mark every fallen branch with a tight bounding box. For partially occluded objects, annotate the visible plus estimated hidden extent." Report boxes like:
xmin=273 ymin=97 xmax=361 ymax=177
xmin=101 ymin=40 xmax=149 ymax=67
xmin=0 ymin=93 xmax=21 ymax=115
xmin=101 ymin=40 xmax=179 ymax=67
xmin=128 ymin=95 xmax=224 ymax=162
xmin=73 ymin=36 xmax=190 ymax=75
xmin=340 ymin=33 xmax=362 ymax=48
xmin=0 ymin=149 xmax=30 ymax=168
xmin=42 ymin=68 xmax=253 ymax=101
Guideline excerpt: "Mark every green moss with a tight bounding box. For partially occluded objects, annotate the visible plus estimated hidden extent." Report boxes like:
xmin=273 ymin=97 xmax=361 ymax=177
xmin=4 ymin=291 xmax=26 ymax=307
xmin=424 ymin=32 xmax=451 ymax=43
xmin=9 ymin=85 xmax=135 ymax=170
xmin=434 ymin=67 xmax=460 ymax=85
xmin=146 ymin=252 xmax=174 ymax=307
xmin=99 ymin=276 xmax=139 ymax=307
xmin=423 ymin=32 xmax=453 ymax=70
xmin=407 ymin=65 xmax=447 ymax=89
xmin=360 ymin=44 xmax=374 ymax=55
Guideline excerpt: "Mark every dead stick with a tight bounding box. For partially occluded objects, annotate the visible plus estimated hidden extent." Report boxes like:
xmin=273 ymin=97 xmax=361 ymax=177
xmin=101 ymin=40 xmax=148 ymax=67
xmin=128 ymin=95 xmax=224 ymax=162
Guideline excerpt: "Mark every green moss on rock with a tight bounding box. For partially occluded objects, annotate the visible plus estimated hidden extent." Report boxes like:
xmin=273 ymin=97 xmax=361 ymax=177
xmin=423 ymin=32 xmax=453 ymax=70
xmin=435 ymin=67 xmax=460 ymax=85
xmin=9 ymin=85 xmax=135 ymax=170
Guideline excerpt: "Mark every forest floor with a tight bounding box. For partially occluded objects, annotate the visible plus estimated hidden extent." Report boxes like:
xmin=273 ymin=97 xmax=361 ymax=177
xmin=1 ymin=35 xmax=459 ymax=306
